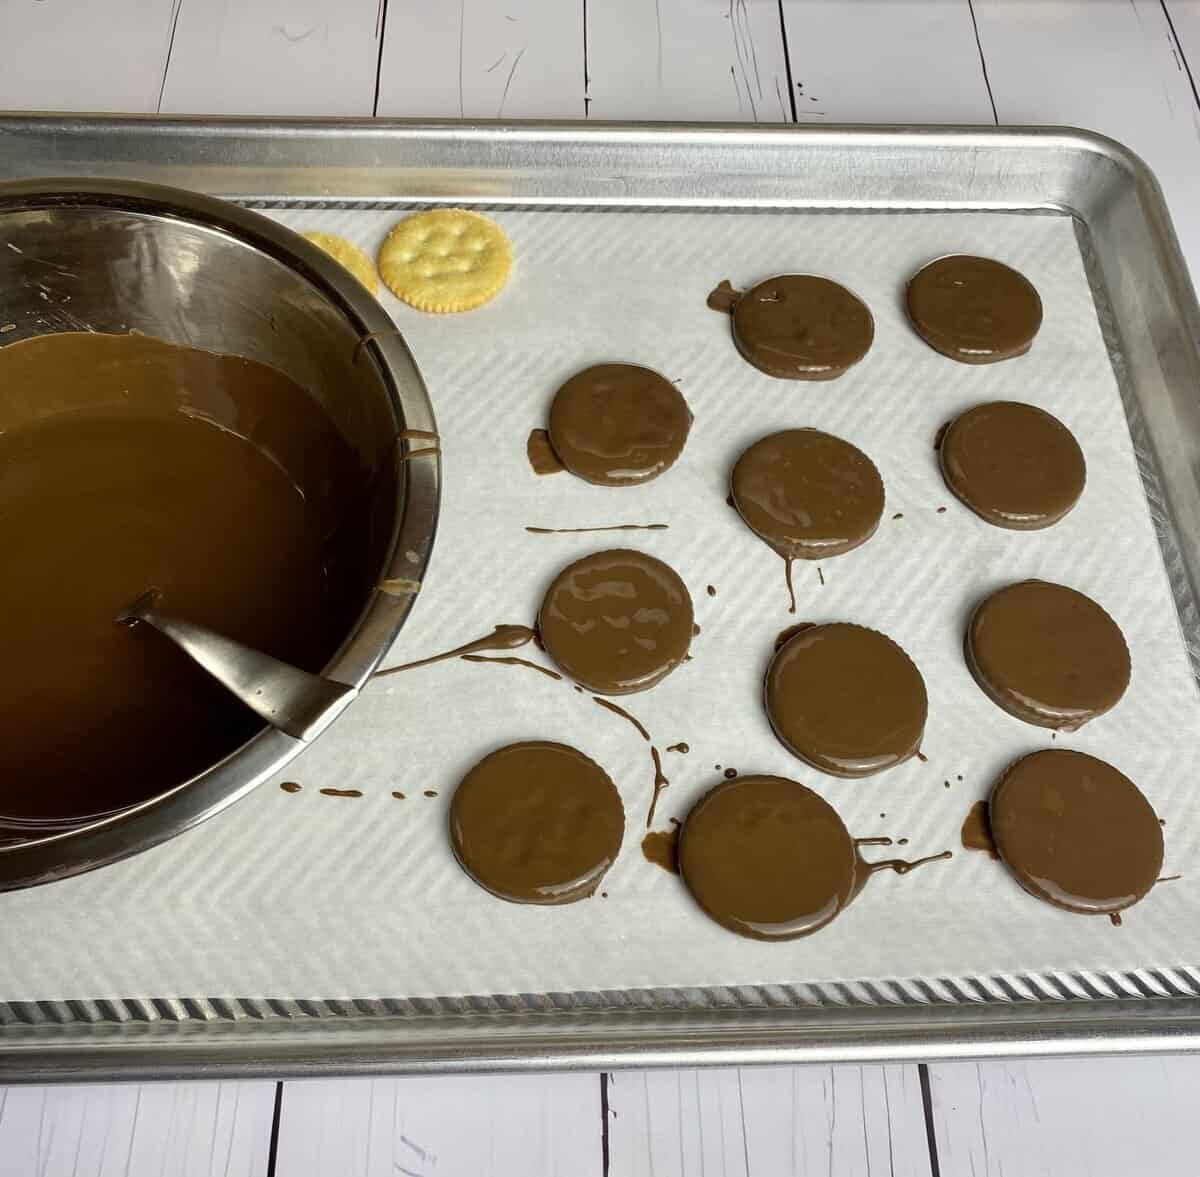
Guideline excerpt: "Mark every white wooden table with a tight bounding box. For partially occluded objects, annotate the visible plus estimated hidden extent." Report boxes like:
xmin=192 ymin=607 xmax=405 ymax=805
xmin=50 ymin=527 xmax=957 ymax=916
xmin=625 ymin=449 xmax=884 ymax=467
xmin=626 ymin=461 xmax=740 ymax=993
xmin=3 ymin=1 xmax=1200 ymax=1173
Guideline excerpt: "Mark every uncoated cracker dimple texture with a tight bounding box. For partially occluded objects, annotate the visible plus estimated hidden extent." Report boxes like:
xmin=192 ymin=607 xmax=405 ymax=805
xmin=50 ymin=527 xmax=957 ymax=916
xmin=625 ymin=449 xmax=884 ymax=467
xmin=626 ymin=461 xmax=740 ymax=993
xmin=377 ymin=208 xmax=512 ymax=313
xmin=301 ymin=231 xmax=379 ymax=296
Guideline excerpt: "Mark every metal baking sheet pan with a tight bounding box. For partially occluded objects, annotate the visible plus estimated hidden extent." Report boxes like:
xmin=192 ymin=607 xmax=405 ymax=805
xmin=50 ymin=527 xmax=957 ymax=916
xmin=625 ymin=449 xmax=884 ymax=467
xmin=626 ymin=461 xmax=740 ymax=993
xmin=2 ymin=117 xmax=1200 ymax=1080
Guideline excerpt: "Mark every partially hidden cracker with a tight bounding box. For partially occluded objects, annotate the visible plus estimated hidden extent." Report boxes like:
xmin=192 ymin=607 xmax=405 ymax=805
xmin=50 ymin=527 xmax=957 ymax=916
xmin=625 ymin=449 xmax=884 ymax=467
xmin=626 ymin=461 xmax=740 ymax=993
xmin=301 ymin=231 xmax=379 ymax=296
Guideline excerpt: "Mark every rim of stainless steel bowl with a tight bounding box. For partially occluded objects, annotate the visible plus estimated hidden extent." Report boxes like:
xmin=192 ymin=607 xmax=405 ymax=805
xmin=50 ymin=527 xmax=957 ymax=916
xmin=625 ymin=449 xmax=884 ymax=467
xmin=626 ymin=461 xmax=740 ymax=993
xmin=0 ymin=178 xmax=440 ymax=890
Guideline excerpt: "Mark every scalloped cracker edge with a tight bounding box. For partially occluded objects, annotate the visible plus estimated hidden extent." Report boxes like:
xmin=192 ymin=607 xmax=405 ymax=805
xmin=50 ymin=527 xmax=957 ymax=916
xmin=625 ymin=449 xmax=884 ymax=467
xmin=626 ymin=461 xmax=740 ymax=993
xmin=377 ymin=209 xmax=512 ymax=313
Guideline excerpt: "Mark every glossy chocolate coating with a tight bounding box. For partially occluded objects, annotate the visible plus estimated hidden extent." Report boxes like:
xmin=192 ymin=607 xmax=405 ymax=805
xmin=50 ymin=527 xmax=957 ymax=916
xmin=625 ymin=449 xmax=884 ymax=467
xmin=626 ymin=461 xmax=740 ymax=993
xmin=907 ymin=255 xmax=1042 ymax=363
xmin=450 ymin=741 xmax=625 ymax=905
xmin=967 ymin=580 xmax=1129 ymax=730
xmin=940 ymin=401 xmax=1085 ymax=529
xmin=679 ymin=774 xmax=857 ymax=940
xmin=538 ymin=548 xmax=694 ymax=695
xmin=728 ymin=275 xmax=874 ymax=380
xmin=731 ymin=429 xmax=884 ymax=560
xmin=547 ymin=363 xmax=691 ymax=486
xmin=765 ymin=623 xmax=927 ymax=778
xmin=990 ymin=750 xmax=1162 ymax=916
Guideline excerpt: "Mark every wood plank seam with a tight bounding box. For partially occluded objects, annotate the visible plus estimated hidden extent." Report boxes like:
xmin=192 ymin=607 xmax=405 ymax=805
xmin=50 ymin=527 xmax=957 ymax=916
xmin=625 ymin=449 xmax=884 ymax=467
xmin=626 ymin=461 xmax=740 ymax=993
xmin=600 ymin=1071 xmax=611 ymax=1176
xmin=966 ymin=0 xmax=999 ymax=123
xmin=583 ymin=0 xmax=591 ymax=116
xmin=1161 ymin=0 xmax=1200 ymax=114
xmin=731 ymin=0 xmax=762 ymax=120
xmin=373 ymin=0 xmax=391 ymax=116
xmin=775 ymin=0 xmax=798 ymax=121
xmin=919 ymin=1063 xmax=942 ymax=1177
xmin=266 ymin=1080 xmax=283 ymax=1177
xmin=156 ymin=0 xmax=186 ymax=113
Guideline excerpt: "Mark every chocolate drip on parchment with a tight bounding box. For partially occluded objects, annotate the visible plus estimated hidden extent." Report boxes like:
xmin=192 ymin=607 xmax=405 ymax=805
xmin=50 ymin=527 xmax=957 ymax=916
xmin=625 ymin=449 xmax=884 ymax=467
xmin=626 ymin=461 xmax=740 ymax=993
xmin=460 ymin=654 xmax=562 ymax=681
xmin=526 ymin=524 xmax=668 ymax=534
xmin=374 ymin=625 xmax=535 ymax=677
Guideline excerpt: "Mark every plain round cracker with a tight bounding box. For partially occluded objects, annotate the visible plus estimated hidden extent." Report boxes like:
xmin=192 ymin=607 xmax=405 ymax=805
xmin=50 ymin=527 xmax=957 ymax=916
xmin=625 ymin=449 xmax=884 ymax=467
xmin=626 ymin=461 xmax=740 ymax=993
xmin=377 ymin=208 xmax=512 ymax=313
xmin=301 ymin=231 xmax=379 ymax=296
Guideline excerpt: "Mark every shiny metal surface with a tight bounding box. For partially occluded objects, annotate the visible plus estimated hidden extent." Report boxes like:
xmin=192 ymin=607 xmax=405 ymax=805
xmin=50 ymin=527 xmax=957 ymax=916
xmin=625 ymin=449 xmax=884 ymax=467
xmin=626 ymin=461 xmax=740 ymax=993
xmin=0 ymin=118 xmax=1197 ymax=1077
xmin=119 ymin=592 xmax=358 ymax=743
xmin=0 ymin=176 xmax=439 ymax=890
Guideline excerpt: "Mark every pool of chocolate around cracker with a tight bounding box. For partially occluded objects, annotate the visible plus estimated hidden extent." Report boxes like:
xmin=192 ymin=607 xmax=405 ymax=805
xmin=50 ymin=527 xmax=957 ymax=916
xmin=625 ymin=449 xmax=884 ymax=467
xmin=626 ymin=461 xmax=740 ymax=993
xmin=0 ymin=332 xmax=370 ymax=822
xmin=526 ymin=428 xmax=565 ymax=475
xmin=641 ymin=819 xmax=681 ymax=874
xmin=960 ymin=800 xmax=998 ymax=858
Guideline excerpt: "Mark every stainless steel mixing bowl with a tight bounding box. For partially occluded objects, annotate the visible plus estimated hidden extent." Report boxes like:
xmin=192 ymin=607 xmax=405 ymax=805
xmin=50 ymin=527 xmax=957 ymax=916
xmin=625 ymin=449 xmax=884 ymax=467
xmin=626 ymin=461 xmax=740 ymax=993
xmin=0 ymin=179 xmax=438 ymax=889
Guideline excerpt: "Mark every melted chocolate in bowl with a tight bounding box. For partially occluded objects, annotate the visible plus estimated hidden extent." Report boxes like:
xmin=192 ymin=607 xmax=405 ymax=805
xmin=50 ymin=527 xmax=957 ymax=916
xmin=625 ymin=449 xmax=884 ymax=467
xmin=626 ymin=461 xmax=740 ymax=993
xmin=538 ymin=548 xmax=694 ymax=695
xmin=679 ymin=774 xmax=858 ymax=940
xmin=990 ymin=750 xmax=1163 ymax=916
xmin=450 ymin=741 xmax=625 ymax=904
xmin=0 ymin=332 xmax=369 ymax=822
